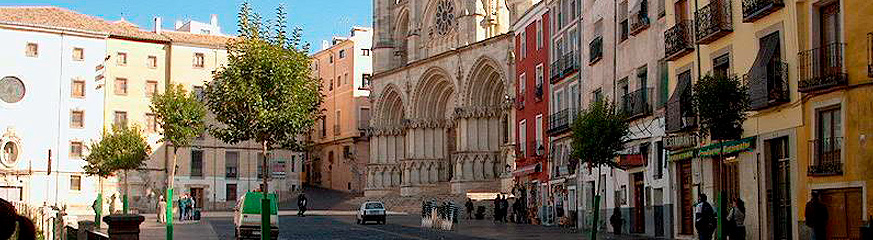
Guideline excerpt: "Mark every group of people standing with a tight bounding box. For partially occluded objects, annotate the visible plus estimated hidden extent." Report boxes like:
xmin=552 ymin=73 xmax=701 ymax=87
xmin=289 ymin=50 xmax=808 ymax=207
xmin=694 ymin=194 xmax=746 ymax=240
xmin=492 ymin=194 xmax=511 ymax=222
xmin=178 ymin=193 xmax=196 ymax=221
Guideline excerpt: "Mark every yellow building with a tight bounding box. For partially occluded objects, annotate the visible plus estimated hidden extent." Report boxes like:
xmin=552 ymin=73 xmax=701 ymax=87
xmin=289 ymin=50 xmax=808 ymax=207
xmin=795 ymin=1 xmax=873 ymax=239
xmin=662 ymin=0 xmax=803 ymax=239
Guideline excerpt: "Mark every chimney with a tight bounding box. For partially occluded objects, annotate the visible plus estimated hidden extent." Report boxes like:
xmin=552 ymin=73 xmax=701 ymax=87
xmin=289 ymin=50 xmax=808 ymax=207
xmin=210 ymin=14 xmax=218 ymax=27
xmin=153 ymin=17 xmax=162 ymax=34
xmin=175 ymin=20 xmax=183 ymax=30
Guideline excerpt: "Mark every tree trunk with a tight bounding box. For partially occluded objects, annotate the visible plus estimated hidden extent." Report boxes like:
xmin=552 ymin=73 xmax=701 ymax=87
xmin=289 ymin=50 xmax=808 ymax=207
xmin=166 ymin=148 xmax=177 ymax=240
xmin=261 ymin=141 xmax=271 ymax=240
xmin=590 ymin=164 xmax=603 ymax=240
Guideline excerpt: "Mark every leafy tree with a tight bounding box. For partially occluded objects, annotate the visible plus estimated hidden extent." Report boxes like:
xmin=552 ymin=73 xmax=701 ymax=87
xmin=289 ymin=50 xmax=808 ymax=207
xmin=569 ymin=100 xmax=629 ymax=239
xmin=84 ymin=125 xmax=151 ymax=216
xmin=150 ymin=83 xmax=206 ymax=239
xmin=692 ymin=74 xmax=749 ymax=141
xmin=205 ymin=2 xmax=322 ymax=239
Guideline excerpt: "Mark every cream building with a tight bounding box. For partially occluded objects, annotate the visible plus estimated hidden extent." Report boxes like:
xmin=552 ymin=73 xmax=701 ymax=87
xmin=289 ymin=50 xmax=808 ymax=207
xmin=367 ymin=0 xmax=517 ymax=197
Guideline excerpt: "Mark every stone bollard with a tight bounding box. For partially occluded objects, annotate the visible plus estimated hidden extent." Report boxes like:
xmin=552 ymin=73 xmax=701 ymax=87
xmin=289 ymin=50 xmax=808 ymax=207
xmin=77 ymin=220 xmax=96 ymax=240
xmin=102 ymin=214 xmax=145 ymax=240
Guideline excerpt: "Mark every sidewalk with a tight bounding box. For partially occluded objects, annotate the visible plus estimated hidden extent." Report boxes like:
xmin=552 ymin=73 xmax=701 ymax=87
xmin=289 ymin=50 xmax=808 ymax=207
xmin=139 ymin=215 xmax=219 ymax=240
xmin=194 ymin=210 xmax=408 ymax=218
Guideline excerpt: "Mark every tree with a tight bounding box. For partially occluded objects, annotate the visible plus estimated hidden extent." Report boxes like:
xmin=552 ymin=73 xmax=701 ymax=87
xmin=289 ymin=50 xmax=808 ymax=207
xmin=691 ymin=74 xmax=749 ymax=239
xmin=84 ymin=125 xmax=151 ymax=218
xmin=205 ymin=3 xmax=322 ymax=240
xmin=569 ymin=100 xmax=629 ymax=239
xmin=150 ymin=83 xmax=207 ymax=240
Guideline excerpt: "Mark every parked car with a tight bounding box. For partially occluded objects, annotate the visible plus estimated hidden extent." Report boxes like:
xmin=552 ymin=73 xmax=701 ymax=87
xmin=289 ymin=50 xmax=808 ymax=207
xmin=356 ymin=201 xmax=387 ymax=225
xmin=233 ymin=192 xmax=279 ymax=240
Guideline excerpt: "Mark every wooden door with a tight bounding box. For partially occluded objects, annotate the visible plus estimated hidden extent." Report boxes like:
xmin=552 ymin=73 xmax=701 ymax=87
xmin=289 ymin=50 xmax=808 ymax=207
xmin=769 ymin=138 xmax=792 ymax=240
xmin=678 ymin=160 xmax=693 ymax=235
xmin=820 ymin=188 xmax=862 ymax=240
xmin=632 ymin=172 xmax=645 ymax=233
xmin=190 ymin=187 xmax=204 ymax=209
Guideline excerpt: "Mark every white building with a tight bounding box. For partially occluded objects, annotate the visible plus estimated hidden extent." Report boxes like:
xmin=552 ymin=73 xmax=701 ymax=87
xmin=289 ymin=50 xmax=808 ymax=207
xmin=0 ymin=7 xmax=108 ymax=216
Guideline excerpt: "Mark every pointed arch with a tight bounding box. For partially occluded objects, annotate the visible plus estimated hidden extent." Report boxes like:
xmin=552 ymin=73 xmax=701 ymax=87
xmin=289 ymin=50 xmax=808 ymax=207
xmin=413 ymin=67 xmax=455 ymax=119
xmin=465 ymin=56 xmax=507 ymax=107
xmin=376 ymin=84 xmax=405 ymax=126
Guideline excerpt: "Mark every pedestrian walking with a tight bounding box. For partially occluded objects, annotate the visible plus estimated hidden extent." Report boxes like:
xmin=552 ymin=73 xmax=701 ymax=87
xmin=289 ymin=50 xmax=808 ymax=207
xmin=157 ymin=195 xmax=165 ymax=223
xmin=178 ymin=194 xmax=187 ymax=221
xmin=297 ymin=193 xmax=308 ymax=217
xmin=695 ymin=194 xmax=716 ymax=240
xmin=465 ymin=198 xmax=474 ymax=220
xmin=726 ymin=198 xmax=746 ymax=240
xmin=500 ymin=195 xmax=508 ymax=222
xmin=189 ymin=195 xmax=197 ymax=220
xmin=805 ymin=191 xmax=829 ymax=240
xmin=493 ymin=195 xmax=500 ymax=221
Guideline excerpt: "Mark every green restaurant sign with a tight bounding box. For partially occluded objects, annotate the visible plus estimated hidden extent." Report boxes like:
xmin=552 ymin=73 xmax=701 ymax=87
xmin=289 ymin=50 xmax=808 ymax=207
xmin=668 ymin=137 xmax=756 ymax=161
xmin=698 ymin=137 xmax=756 ymax=157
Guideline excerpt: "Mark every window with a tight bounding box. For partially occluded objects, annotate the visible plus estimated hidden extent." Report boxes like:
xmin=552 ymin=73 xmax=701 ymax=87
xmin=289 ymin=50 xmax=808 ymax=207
xmin=26 ymin=43 xmax=38 ymax=57
xmin=815 ymin=106 xmax=842 ymax=163
xmin=362 ymin=49 xmax=371 ymax=56
xmin=114 ymin=111 xmax=127 ymax=127
xmin=518 ymin=73 xmax=526 ymax=97
xmin=70 ymin=141 xmax=83 ymax=158
xmin=361 ymin=74 xmax=372 ymax=89
xmin=146 ymin=80 xmax=158 ymax=97
xmin=520 ymin=32 xmax=526 ymax=58
xmin=329 ymin=55 xmax=334 ymax=63
xmin=329 ymin=79 xmax=334 ymax=91
xmin=147 ymin=56 xmax=158 ymax=68
xmin=290 ymin=155 xmax=297 ymax=173
xmin=145 ymin=113 xmax=157 ymax=133
xmin=70 ymin=175 xmax=82 ymax=191
xmin=72 ymin=79 xmax=86 ymax=98
xmin=535 ymin=114 xmax=543 ymax=143
xmin=191 ymin=150 xmax=203 ymax=177
xmin=518 ymin=120 xmax=527 ymax=157
xmin=225 ymin=151 xmax=239 ymax=179
xmin=73 ymin=48 xmax=84 ymax=61
xmin=713 ymin=53 xmax=730 ymax=77
xmin=655 ymin=141 xmax=664 ymax=179
xmin=71 ymin=110 xmax=84 ymax=128
xmin=554 ymin=89 xmax=565 ymax=112
xmin=535 ymin=64 xmax=544 ymax=99
xmin=593 ymin=88 xmax=603 ymax=103
xmin=117 ymin=52 xmax=127 ymax=66
xmin=619 ymin=1 xmax=629 ymax=42
xmin=337 ymin=76 xmax=342 ymax=87
xmin=193 ymin=53 xmax=205 ymax=68
xmin=658 ymin=60 xmax=669 ymax=107
xmin=536 ymin=20 xmax=543 ymax=49
xmin=339 ymin=49 xmax=346 ymax=58
xmin=201 ymin=29 xmax=211 ymax=35
xmin=226 ymin=184 xmax=237 ymax=201
xmin=114 ymin=78 xmax=128 ymax=95
xmin=344 ymin=73 xmax=349 ymax=85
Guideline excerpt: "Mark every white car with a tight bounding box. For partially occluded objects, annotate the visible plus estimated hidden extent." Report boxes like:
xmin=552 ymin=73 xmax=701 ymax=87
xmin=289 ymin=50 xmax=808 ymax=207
xmin=356 ymin=201 xmax=387 ymax=225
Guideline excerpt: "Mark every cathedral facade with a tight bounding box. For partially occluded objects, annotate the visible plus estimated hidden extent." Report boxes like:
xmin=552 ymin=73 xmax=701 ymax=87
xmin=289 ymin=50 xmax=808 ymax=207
xmin=366 ymin=0 xmax=520 ymax=197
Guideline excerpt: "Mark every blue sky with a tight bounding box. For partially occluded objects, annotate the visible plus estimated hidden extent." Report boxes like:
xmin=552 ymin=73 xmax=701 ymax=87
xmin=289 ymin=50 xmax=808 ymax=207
xmin=4 ymin=0 xmax=372 ymax=52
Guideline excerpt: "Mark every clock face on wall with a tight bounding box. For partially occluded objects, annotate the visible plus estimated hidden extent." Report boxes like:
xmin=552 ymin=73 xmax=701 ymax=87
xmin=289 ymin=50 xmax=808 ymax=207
xmin=434 ymin=0 xmax=455 ymax=36
xmin=0 ymin=76 xmax=25 ymax=103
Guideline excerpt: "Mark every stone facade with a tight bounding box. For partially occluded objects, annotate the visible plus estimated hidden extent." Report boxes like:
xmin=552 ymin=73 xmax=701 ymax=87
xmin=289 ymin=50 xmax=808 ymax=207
xmin=367 ymin=0 xmax=517 ymax=197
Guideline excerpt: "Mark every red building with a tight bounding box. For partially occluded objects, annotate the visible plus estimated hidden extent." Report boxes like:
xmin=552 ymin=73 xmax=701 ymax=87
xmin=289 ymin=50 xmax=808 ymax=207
xmin=512 ymin=3 xmax=550 ymax=187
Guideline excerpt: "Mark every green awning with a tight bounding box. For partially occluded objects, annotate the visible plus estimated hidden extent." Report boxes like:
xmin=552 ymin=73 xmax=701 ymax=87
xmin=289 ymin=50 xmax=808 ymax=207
xmin=697 ymin=137 xmax=756 ymax=158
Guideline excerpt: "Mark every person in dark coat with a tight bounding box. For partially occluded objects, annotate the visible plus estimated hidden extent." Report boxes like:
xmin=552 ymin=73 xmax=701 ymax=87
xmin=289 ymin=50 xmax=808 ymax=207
xmin=500 ymin=195 xmax=509 ymax=222
xmin=805 ymin=191 xmax=829 ymax=240
xmin=297 ymin=193 xmax=308 ymax=217
xmin=465 ymin=198 xmax=474 ymax=219
xmin=695 ymin=194 xmax=716 ymax=240
xmin=493 ymin=195 xmax=501 ymax=221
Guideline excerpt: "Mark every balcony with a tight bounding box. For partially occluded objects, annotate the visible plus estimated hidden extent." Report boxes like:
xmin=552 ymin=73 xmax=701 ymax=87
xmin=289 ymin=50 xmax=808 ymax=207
xmin=547 ymin=108 xmax=578 ymax=135
xmin=620 ymin=88 xmax=653 ymax=120
xmin=807 ymin=137 xmax=842 ymax=176
xmin=333 ymin=124 xmax=341 ymax=135
xmin=528 ymin=140 xmax=545 ymax=157
xmin=589 ymin=36 xmax=603 ymax=64
xmin=696 ymin=0 xmax=733 ymax=44
xmin=742 ymin=0 xmax=784 ymax=23
xmin=665 ymin=20 xmax=695 ymax=61
xmin=744 ymin=61 xmax=790 ymax=110
xmin=629 ymin=2 xmax=650 ymax=35
xmin=798 ymin=43 xmax=847 ymax=92
xmin=550 ymin=51 xmax=580 ymax=82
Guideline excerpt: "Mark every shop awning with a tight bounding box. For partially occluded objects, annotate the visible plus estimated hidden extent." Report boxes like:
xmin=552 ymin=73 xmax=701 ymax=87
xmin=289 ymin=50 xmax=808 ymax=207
xmin=618 ymin=154 xmax=646 ymax=169
xmin=698 ymin=137 xmax=756 ymax=157
xmin=512 ymin=163 xmax=541 ymax=177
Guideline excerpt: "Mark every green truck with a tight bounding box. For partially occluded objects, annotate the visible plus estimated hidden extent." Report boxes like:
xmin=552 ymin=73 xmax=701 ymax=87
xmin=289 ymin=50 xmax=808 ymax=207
xmin=233 ymin=192 xmax=279 ymax=240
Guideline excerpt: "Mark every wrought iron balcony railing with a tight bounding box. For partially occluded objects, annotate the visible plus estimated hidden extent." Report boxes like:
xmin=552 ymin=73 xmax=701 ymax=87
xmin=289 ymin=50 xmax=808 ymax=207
xmin=696 ymin=0 xmax=733 ymax=44
xmin=798 ymin=42 xmax=847 ymax=92
xmin=547 ymin=108 xmax=578 ymax=135
xmin=620 ymin=88 xmax=653 ymax=119
xmin=744 ymin=61 xmax=790 ymax=110
xmin=551 ymin=51 xmax=580 ymax=82
xmin=665 ymin=20 xmax=695 ymax=61
xmin=629 ymin=0 xmax=650 ymax=36
xmin=808 ymin=137 xmax=842 ymax=176
xmin=742 ymin=0 xmax=784 ymax=23
xmin=589 ymin=36 xmax=603 ymax=64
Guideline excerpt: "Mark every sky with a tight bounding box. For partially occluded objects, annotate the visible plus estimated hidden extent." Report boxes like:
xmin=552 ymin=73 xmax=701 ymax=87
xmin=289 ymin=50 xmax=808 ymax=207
xmin=4 ymin=0 xmax=372 ymax=52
